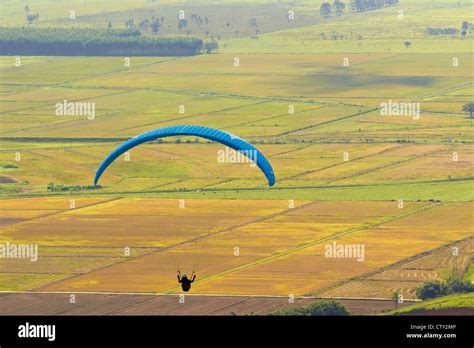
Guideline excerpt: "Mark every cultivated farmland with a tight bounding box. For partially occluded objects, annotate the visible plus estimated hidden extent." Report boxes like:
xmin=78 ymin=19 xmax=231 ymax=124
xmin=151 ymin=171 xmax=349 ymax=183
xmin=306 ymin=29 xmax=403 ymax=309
xmin=0 ymin=0 xmax=472 ymax=315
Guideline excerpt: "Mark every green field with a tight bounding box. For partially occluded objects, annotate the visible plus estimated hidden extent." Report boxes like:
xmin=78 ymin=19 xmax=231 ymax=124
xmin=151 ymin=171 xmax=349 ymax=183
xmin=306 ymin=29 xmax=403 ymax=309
xmin=0 ymin=50 xmax=472 ymax=200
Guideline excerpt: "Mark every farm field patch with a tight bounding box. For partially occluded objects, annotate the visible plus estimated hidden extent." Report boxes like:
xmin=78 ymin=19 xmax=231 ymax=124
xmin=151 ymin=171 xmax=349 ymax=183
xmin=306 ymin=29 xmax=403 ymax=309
xmin=22 ymin=200 xmax=431 ymax=294
xmin=194 ymin=203 xmax=472 ymax=296
xmin=321 ymin=237 xmax=473 ymax=299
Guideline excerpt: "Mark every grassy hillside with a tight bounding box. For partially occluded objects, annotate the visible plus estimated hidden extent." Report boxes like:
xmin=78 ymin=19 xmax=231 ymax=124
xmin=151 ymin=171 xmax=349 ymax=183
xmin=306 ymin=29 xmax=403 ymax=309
xmin=464 ymin=263 xmax=474 ymax=282
xmin=219 ymin=0 xmax=473 ymax=53
xmin=385 ymin=292 xmax=474 ymax=314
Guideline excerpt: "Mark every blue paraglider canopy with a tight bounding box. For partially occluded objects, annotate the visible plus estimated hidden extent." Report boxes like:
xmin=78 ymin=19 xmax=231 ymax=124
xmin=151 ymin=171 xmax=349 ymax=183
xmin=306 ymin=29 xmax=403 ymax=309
xmin=94 ymin=125 xmax=275 ymax=187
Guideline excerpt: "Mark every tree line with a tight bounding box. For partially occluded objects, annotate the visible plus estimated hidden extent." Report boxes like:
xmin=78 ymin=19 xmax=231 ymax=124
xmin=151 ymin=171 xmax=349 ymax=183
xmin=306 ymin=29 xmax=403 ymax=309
xmin=0 ymin=27 xmax=204 ymax=56
xmin=350 ymin=0 xmax=399 ymax=12
xmin=320 ymin=0 xmax=399 ymax=18
xmin=426 ymin=27 xmax=458 ymax=36
xmin=47 ymin=183 xmax=102 ymax=192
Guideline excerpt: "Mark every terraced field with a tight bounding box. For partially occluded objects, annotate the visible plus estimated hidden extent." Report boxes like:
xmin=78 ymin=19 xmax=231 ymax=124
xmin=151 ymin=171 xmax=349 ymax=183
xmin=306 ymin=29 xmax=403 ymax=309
xmin=321 ymin=237 xmax=473 ymax=299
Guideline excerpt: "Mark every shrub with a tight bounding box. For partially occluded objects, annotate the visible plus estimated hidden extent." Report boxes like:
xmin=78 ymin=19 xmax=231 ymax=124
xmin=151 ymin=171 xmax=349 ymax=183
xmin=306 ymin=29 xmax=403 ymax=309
xmin=2 ymin=163 xmax=18 ymax=169
xmin=446 ymin=275 xmax=474 ymax=294
xmin=271 ymin=300 xmax=348 ymax=316
xmin=416 ymin=280 xmax=447 ymax=300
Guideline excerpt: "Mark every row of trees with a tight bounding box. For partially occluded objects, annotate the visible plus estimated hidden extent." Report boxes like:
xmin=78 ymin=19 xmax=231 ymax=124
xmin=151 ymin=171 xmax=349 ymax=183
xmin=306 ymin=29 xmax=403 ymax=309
xmin=350 ymin=0 xmax=399 ymax=12
xmin=426 ymin=22 xmax=472 ymax=37
xmin=47 ymin=183 xmax=101 ymax=192
xmin=426 ymin=27 xmax=458 ymax=36
xmin=123 ymin=13 xmax=211 ymax=36
xmin=320 ymin=1 xmax=346 ymax=18
xmin=0 ymin=27 xmax=204 ymax=56
xmin=124 ymin=17 xmax=163 ymax=34
xmin=320 ymin=0 xmax=398 ymax=17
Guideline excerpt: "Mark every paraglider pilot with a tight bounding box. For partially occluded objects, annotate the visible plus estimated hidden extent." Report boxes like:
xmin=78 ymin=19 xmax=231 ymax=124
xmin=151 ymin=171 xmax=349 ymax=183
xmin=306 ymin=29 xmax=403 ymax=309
xmin=177 ymin=270 xmax=196 ymax=292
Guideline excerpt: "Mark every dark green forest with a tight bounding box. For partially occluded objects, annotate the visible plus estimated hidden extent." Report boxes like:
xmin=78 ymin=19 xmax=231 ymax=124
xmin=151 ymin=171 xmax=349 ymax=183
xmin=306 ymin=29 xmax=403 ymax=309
xmin=0 ymin=27 xmax=203 ymax=56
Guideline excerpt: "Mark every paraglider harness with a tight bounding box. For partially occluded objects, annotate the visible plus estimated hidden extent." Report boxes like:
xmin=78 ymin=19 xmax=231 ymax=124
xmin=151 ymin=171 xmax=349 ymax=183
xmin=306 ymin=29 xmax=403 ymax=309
xmin=177 ymin=270 xmax=196 ymax=292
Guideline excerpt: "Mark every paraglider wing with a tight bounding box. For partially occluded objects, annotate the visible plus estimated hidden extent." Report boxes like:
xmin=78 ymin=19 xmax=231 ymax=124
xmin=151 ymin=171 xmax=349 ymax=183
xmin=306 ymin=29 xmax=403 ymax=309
xmin=94 ymin=125 xmax=275 ymax=186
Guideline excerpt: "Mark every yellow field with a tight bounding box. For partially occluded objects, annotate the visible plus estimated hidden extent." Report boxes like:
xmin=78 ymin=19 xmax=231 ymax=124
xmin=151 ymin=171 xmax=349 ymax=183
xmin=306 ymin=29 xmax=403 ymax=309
xmin=2 ymin=197 xmax=470 ymax=298
xmin=193 ymin=203 xmax=473 ymax=296
xmin=322 ymin=238 xmax=474 ymax=299
xmin=0 ymin=198 xmax=298 ymax=247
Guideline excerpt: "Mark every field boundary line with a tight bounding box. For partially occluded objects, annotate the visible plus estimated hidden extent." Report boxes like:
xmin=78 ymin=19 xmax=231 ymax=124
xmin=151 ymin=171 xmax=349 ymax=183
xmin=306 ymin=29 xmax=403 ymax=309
xmin=0 ymin=89 xmax=128 ymax=117
xmin=267 ymin=143 xmax=314 ymax=158
xmin=51 ymin=293 xmax=154 ymax=316
xmin=0 ymin=197 xmax=122 ymax=228
xmin=275 ymin=106 xmax=379 ymax=137
xmin=0 ymin=57 xmax=72 ymax=73
xmin=118 ymin=100 xmax=269 ymax=132
xmin=202 ymin=297 xmax=252 ymax=315
xmin=58 ymin=57 xmax=182 ymax=88
xmin=282 ymin=143 xmax=403 ymax=181
xmin=0 ymin=290 xmax=419 ymax=302
xmin=326 ymin=148 xmax=444 ymax=185
xmin=44 ymin=84 xmax=353 ymax=107
xmin=5 ymin=176 xmax=473 ymax=200
xmin=223 ymin=104 xmax=327 ymax=131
